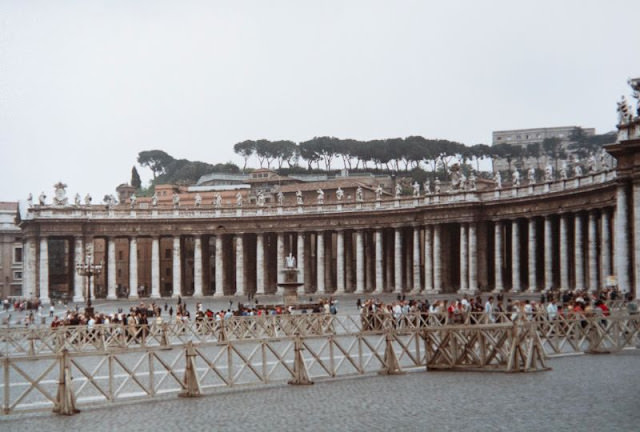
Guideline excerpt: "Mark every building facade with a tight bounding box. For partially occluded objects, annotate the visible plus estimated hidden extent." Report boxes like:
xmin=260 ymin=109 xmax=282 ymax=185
xmin=0 ymin=202 xmax=23 ymax=298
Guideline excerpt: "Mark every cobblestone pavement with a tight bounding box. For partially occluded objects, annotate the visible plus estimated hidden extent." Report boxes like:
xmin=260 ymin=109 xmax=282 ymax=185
xmin=2 ymin=350 xmax=639 ymax=431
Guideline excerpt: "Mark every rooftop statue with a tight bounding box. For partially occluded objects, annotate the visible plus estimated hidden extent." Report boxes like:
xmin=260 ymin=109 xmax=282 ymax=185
xmin=296 ymin=190 xmax=303 ymax=205
xmin=528 ymin=167 xmax=536 ymax=185
xmin=173 ymin=192 xmax=180 ymax=208
xmin=560 ymin=162 xmax=568 ymax=180
xmin=336 ymin=187 xmax=344 ymax=201
xmin=374 ymin=185 xmax=382 ymax=200
xmin=130 ymin=194 xmax=137 ymax=209
xmin=316 ymin=188 xmax=324 ymax=204
xmin=423 ymin=180 xmax=431 ymax=195
xmin=27 ymin=193 xmax=33 ymax=207
xmin=588 ymin=154 xmax=597 ymax=173
xmin=617 ymin=95 xmax=632 ymax=124
xmin=356 ymin=186 xmax=364 ymax=202
xmin=512 ymin=169 xmax=520 ymax=187
xmin=151 ymin=192 xmax=158 ymax=207
xmin=395 ymin=183 xmax=402 ymax=198
xmin=236 ymin=192 xmax=243 ymax=207
xmin=85 ymin=193 xmax=92 ymax=206
xmin=256 ymin=191 xmax=265 ymax=207
xmin=277 ymin=191 xmax=284 ymax=206
xmin=53 ymin=182 xmax=68 ymax=206
xmin=194 ymin=193 xmax=202 ymax=207
xmin=599 ymin=151 xmax=609 ymax=171
xmin=468 ymin=172 xmax=477 ymax=191
xmin=494 ymin=171 xmax=502 ymax=189
xmin=434 ymin=178 xmax=441 ymax=194
xmin=39 ymin=192 xmax=47 ymax=206
xmin=544 ymin=164 xmax=553 ymax=182
xmin=412 ymin=181 xmax=420 ymax=197
xmin=74 ymin=193 xmax=81 ymax=206
xmin=574 ymin=164 xmax=583 ymax=177
xmin=214 ymin=193 xmax=222 ymax=208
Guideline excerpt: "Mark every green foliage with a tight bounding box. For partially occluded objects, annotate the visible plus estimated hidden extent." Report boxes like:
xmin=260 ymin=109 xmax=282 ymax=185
xmin=137 ymin=150 xmax=175 ymax=179
xmin=131 ymin=166 xmax=142 ymax=189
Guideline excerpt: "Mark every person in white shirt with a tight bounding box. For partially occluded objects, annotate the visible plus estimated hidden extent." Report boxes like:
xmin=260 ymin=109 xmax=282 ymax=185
xmin=546 ymin=301 xmax=558 ymax=320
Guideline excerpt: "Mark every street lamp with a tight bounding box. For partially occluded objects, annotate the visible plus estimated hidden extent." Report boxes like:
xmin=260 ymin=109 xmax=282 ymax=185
xmin=75 ymin=253 xmax=103 ymax=317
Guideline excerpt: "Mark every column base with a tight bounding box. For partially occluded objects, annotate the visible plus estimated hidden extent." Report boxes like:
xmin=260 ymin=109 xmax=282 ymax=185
xmin=39 ymin=296 xmax=50 ymax=305
xmin=73 ymin=296 xmax=85 ymax=303
xmin=149 ymin=294 xmax=161 ymax=300
xmin=106 ymin=295 xmax=118 ymax=301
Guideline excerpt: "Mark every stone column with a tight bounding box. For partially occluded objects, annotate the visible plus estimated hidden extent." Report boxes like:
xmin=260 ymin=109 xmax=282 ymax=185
xmin=375 ymin=229 xmax=384 ymax=293
xmin=256 ymin=233 xmax=265 ymax=295
xmin=424 ymin=225 xmax=433 ymax=292
xmin=527 ymin=218 xmax=537 ymax=292
xmin=193 ymin=235 xmax=203 ymax=297
xmin=277 ymin=232 xmax=285 ymax=286
xmin=150 ymin=237 xmax=160 ymax=299
xmin=107 ymin=237 xmax=117 ymax=300
xmin=574 ymin=213 xmax=584 ymax=291
xmin=512 ymin=220 xmax=521 ymax=292
xmin=600 ymin=209 xmax=612 ymax=288
xmin=73 ymin=237 xmax=84 ymax=302
xmin=412 ymin=227 xmax=421 ymax=292
xmin=544 ymin=216 xmax=553 ymax=292
xmin=433 ymin=224 xmax=442 ymax=293
xmin=459 ymin=223 xmax=468 ymax=293
xmin=560 ymin=214 xmax=570 ymax=291
xmin=614 ymin=184 xmax=630 ymax=293
xmin=172 ymin=236 xmax=181 ymax=298
xmin=235 ymin=234 xmax=244 ymax=296
xmin=493 ymin=222 xmax=504 ymax=293
xmin=22 ymin=237 xmax=37 ymax=299
xmin=468 ymin=223 xmax=478 ymax=293
xmin=38 ymin=237 xmax=49 ymax=304
xmin=297 ymin=232 xmax=305 ymax=291
xmin=394 ymin=228 xmax=402 ymax=293
xmin=336 ymin=230 xmax=345 ymax=294
xmin=316 ymin=231 xmax=325 ymax=294
xmin=129 ymin=237 xmax=139 ymax=300
xmin=588 ymin=212 xmax=598 ymax=293
xmin=214 ymin=235 xmax=224 ymax=297
xmin=356 ymin=230 xmax=365 ymax=294
xmin=634 ymin=181 xmax=640 ymax=298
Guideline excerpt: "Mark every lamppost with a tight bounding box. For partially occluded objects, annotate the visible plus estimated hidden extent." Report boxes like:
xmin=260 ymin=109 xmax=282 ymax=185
xmin=75 ymin=253 xmax=103 ymax=317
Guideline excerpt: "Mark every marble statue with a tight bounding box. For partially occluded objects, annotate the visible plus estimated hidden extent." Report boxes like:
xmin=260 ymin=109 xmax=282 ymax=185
xmin=574 ymin=164 xmax=583 ymax=177
xmin=256 ymin=191 xmax=265 ymax=207
xmin=74 ymin=193 xmax=82 ymax=206
xmin=468 ymin=172 xmax=477 ymax=191
xmin=194 ymin=193 xmax=202 ymax=207
xmin=53 ymin=182 xmax=68 ymax=206
xmin=512 ymin=169 xmax=520 ymax=187
xmin=236 ymin=192 xmax=243 ymax=207
xmin=412 ymin=181 xmax=420 ymax=197
xmin=27 ymin=193 xmax=33 ymax=207
xmin=214 ymin=193 xmax=222 ymax=208
xmin=296 ymin=190 xmax=303 ymax=205
xmin=494 ymin=171 xmax=502 ymax=189
xmin=459 ymin=172 xmax=467 ymax=191
xmin=434 ymin=179 xmax=441 ymax=194
xmin=172 ymin=192 xmax=180 ymax=208
xmin=316 ymin=188 xmax=324 ymax=204
xmin=587 ymin=155 xmax=597 ymax=173
xmin=423 ymin=180 xmax=431 ymax=195
xmin=375 ymin=185 xmax=382 ymax=200
xmin=527 ymin=167 xmax=536 ymax=185
xmin=277 ymin=191 xmax=284 ymax=206
xmin=285 ymin=253 xmax=296 ymax=268
xmin=560 ymin=162 xmax=568 ymax=180
xmin=130 ymin=194 xmax=137 ymax=209
xmin=336 ymin=187 xmax=344 ymax=201
xmin=617 ymin=95 xmax=631 ymax=124
xmin=151 ymin=193 xmax=158 ymax=207
xmin=356 ymin=186 xmax=364 ymax=202
xmin=395 ymin=183 xmax=402 ymax=198
xmin=544 ymin=164 xmax=553 ymax=182
xmin=38 ymin=192 xmax=46 ymax=205
xmin=85 ymin=193 xmax=92 ymax=206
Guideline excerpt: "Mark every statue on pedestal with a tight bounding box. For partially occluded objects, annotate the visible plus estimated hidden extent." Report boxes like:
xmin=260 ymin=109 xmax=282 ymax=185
xmin=395 ymin=183 xmax=402 ymax=198
xmin=130 ymin=194 xmax=137 ymax=209
xmin=560 ymin=162 xmax=568 ymax=180
xmin=423 ymin=180 xmax=431 ymax=195
xmin=434 ymin=179 xmax=441 ymax=194
xmin=296 ymin=190 xmax=303 ymax=205
xmin=512 ymin=169 xmax=520 ymax=187
xmin=528 ymin=167 xmax=536 ymax=185
xmin=356 ymin=186 xmax=364 ymax=202
xmin=468 ymin=173 xmax=477 ymax=191
xmin=285 ymin=253 xmax=296 ymax=269
xmin=256 ymin=191 xmax=265 ymax=207
xmin=587 ymin=155 xmax=597 ymax=173
xmin=544 ymin=164 xmax=553 ymax=182
xmin=151 ymin=192 xmax=158 ymax=207
xmin=574 ymin=164 xmax=583 ymax=177
xmin=194 ymin=193 xmax=202 ymax=207
xmin=53 ymin=182 xmax=68 ymax=206
xmin=85 ymin=193 xmax=92 ymax=206
xmin=39 ymin=192 xmax=47 ymax=206
xmin=172 ymin=193 xmax=180 ymax=209
xmin=214 ymin=193 xmax=222 ymax=208
xmin=336 ymin=187 xmax=344 ymax=201
xmin=316 ymin=188 xmax=324 ymax=204
xmin=74 ymin=193 xmax=81 ymax=206
xmin=494 ymin=172 xmax=502 ymax=189
xmin=374 ymin=185 xmax=382 ymax=200
xmin=412 ymin=181 xmax=420 ymax=197
xmin=277 ymin=191 xmax=284 ymax=206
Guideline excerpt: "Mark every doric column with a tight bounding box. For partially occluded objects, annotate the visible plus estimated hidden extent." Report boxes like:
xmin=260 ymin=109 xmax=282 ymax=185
xmin=468 ymin=223 xmax=478 ymax=293
xmin=150 ymin=237 xmax=160 ymax=299
xmin=560 ymin=214 xmax=570 ymax=291
xmin=394 ymin=228 xmax=402 ymax=293
xmin=38 ymin=237 xmax=49 ymax=304
xmin=73 ymin=237 xmax=84 ymax=302
xmin=316 ymin=231 xmax=325 ymax=293
xmin=512 ymin=220 xmax=521 ymax=292
xmin=424 ymin=225 xmax=433 ymax=292
xmin=600 ymin=209 xmax=612 ymax=288
xmin=412 ymin=227 xmax=421 ymax=292
xmin=214 ymin=235 xmax=224 ymax=297
xmin=297 ymin=232 xmax=305 ymax=291
xmin=493 ymin=221 xmax=504 ymax=293
xmin=172 ymin=236 xmax=181 ymax=298
xmin=336 ymin=230 xmax=345 ymax=294
xmin=544 ymin=216 xmax=553 ymax=291
xmin=129 ymin=237 xmax=139 ymax=300
xmin=574 ymin=213 xmax=584 ymax=291
xmin=375 ymin=229 xmax=384 ymax=293
xmin=193 ymin=235 xmax=203 ymax=297
xmin=527 ymin=218 xmax=537 ymax=292
xmin=107 ymin=237 xmax=117 ymax=299
xmin=256 ymin=233 xmax=265 ymax=295
xmin=22 ymin=237 xmax=37 ymax=299
xmin=235 ymin=234 xmax=244 ymax=296
xmin=433 ymin=224 xmax=442 ymax=293
xmin=459 ymin=223 xmax=468 ymax=293
xmin=614 ymin=184 xmax=630 ymax=292
xmin=355 ymin=230 xmax=365 ymax=294
xmin=588 ymin=212 xmax=598 ymax=293
xmin=277 ymin=232 xmax=285 ymax=286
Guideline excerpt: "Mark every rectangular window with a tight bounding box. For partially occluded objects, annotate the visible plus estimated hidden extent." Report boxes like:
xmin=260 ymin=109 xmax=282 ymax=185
xmin=165 ymin=249 xmax=171 ymax=259
xmin=14 ymin=247 xmax=23 ymax=263
xmin=118 ymin=251 xmax=123 ymax=260
xmin=165 ymin=268 xmax=171 ymax=277
xmin=14 ymin=271 xmax=22 ymax=280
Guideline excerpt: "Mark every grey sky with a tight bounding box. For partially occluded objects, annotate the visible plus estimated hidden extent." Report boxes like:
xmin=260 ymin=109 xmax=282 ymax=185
xmin=1 ymin=0 xmax=639 ymax=202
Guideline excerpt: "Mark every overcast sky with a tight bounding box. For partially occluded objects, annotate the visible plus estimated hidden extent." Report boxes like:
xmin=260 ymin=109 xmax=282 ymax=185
xmin=1 ymin=0 xmax=639 ymax=202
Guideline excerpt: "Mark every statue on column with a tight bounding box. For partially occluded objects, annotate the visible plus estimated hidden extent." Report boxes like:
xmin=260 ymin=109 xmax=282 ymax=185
xmin=434 ymin=178 xmax=441 ymax=194
xmin=74 ymin=193 xmax=82 ymax=206
xmin=130 ymin=194 xmax=137 ymax=209
xmin=573 ymin=163 xmax=583 ymax=177
xmin=527 ymin=167 xmax=536 ymax=185
xmin=316 ymin=188 xmax=324 ymax=204
xmin=512 ymin=169 xmax=520 ymax=187
xmin=214 ymin=193 xmax=222 ymax=208
xmin=85 ymin=193 xmax=92 ymax=206
xmin=194 ymin=193 xmax=202 ymax=207
xmin=296 ymin=190 xmax=303 ymax=205
xmin=172 ymin=192 xmax=180 ymax=209
xmin=336 ymin=187 xmax=344 ymax=201
xmin=423 ymin=180 xmax=431 ymax=195
xmin=412 ymin=181 xmax=420 ymax=197
xmin=587 ymin=154 xmax=597 ymax=173
xmin=560 ymin=162 xmax=568 ymax=180
xmin=151 ymin=192 xmax=158 ymax=207
xmin=494 ymin=171 xmax=502 ymax=189
xmin=256 ymin=191 xmax=265 ymax=207
xmin=356 ymin=186 xmax=364 ymax=202
xmin=544 ymin=164 xmax=553 ymax=182
xmin=38 ymin=192 xmax=47 ymax=205
xmin=236 ymin=192 xmax=243 ymax=207
xmin=468 ymin=172 xmax=477 ymax=191
xmin=395 ymin=183 xmax=402 ymax=198
xmin=277 ymin=191 xmax=284 ymax=206
xmin=27 ymin=193 xmax=33 ymax=207
xmin=374 ymin=185 xmax=382 ymax=200
xmin=285 ymin=253 xmax=296 ymax=269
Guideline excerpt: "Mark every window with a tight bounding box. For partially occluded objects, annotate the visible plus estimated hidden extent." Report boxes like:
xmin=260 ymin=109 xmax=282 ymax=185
xmin=14 ymin=271 xmax=22 ymax=280
xmin=165 ymin=249 xmax=171 ymax=259
xmin=118 ymin=251 xmax=123 ymax=260
xmin=165 ymin=268 xmax=171 ymax=277
xmin=14 ymin=247 xmax=23 ymax=264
